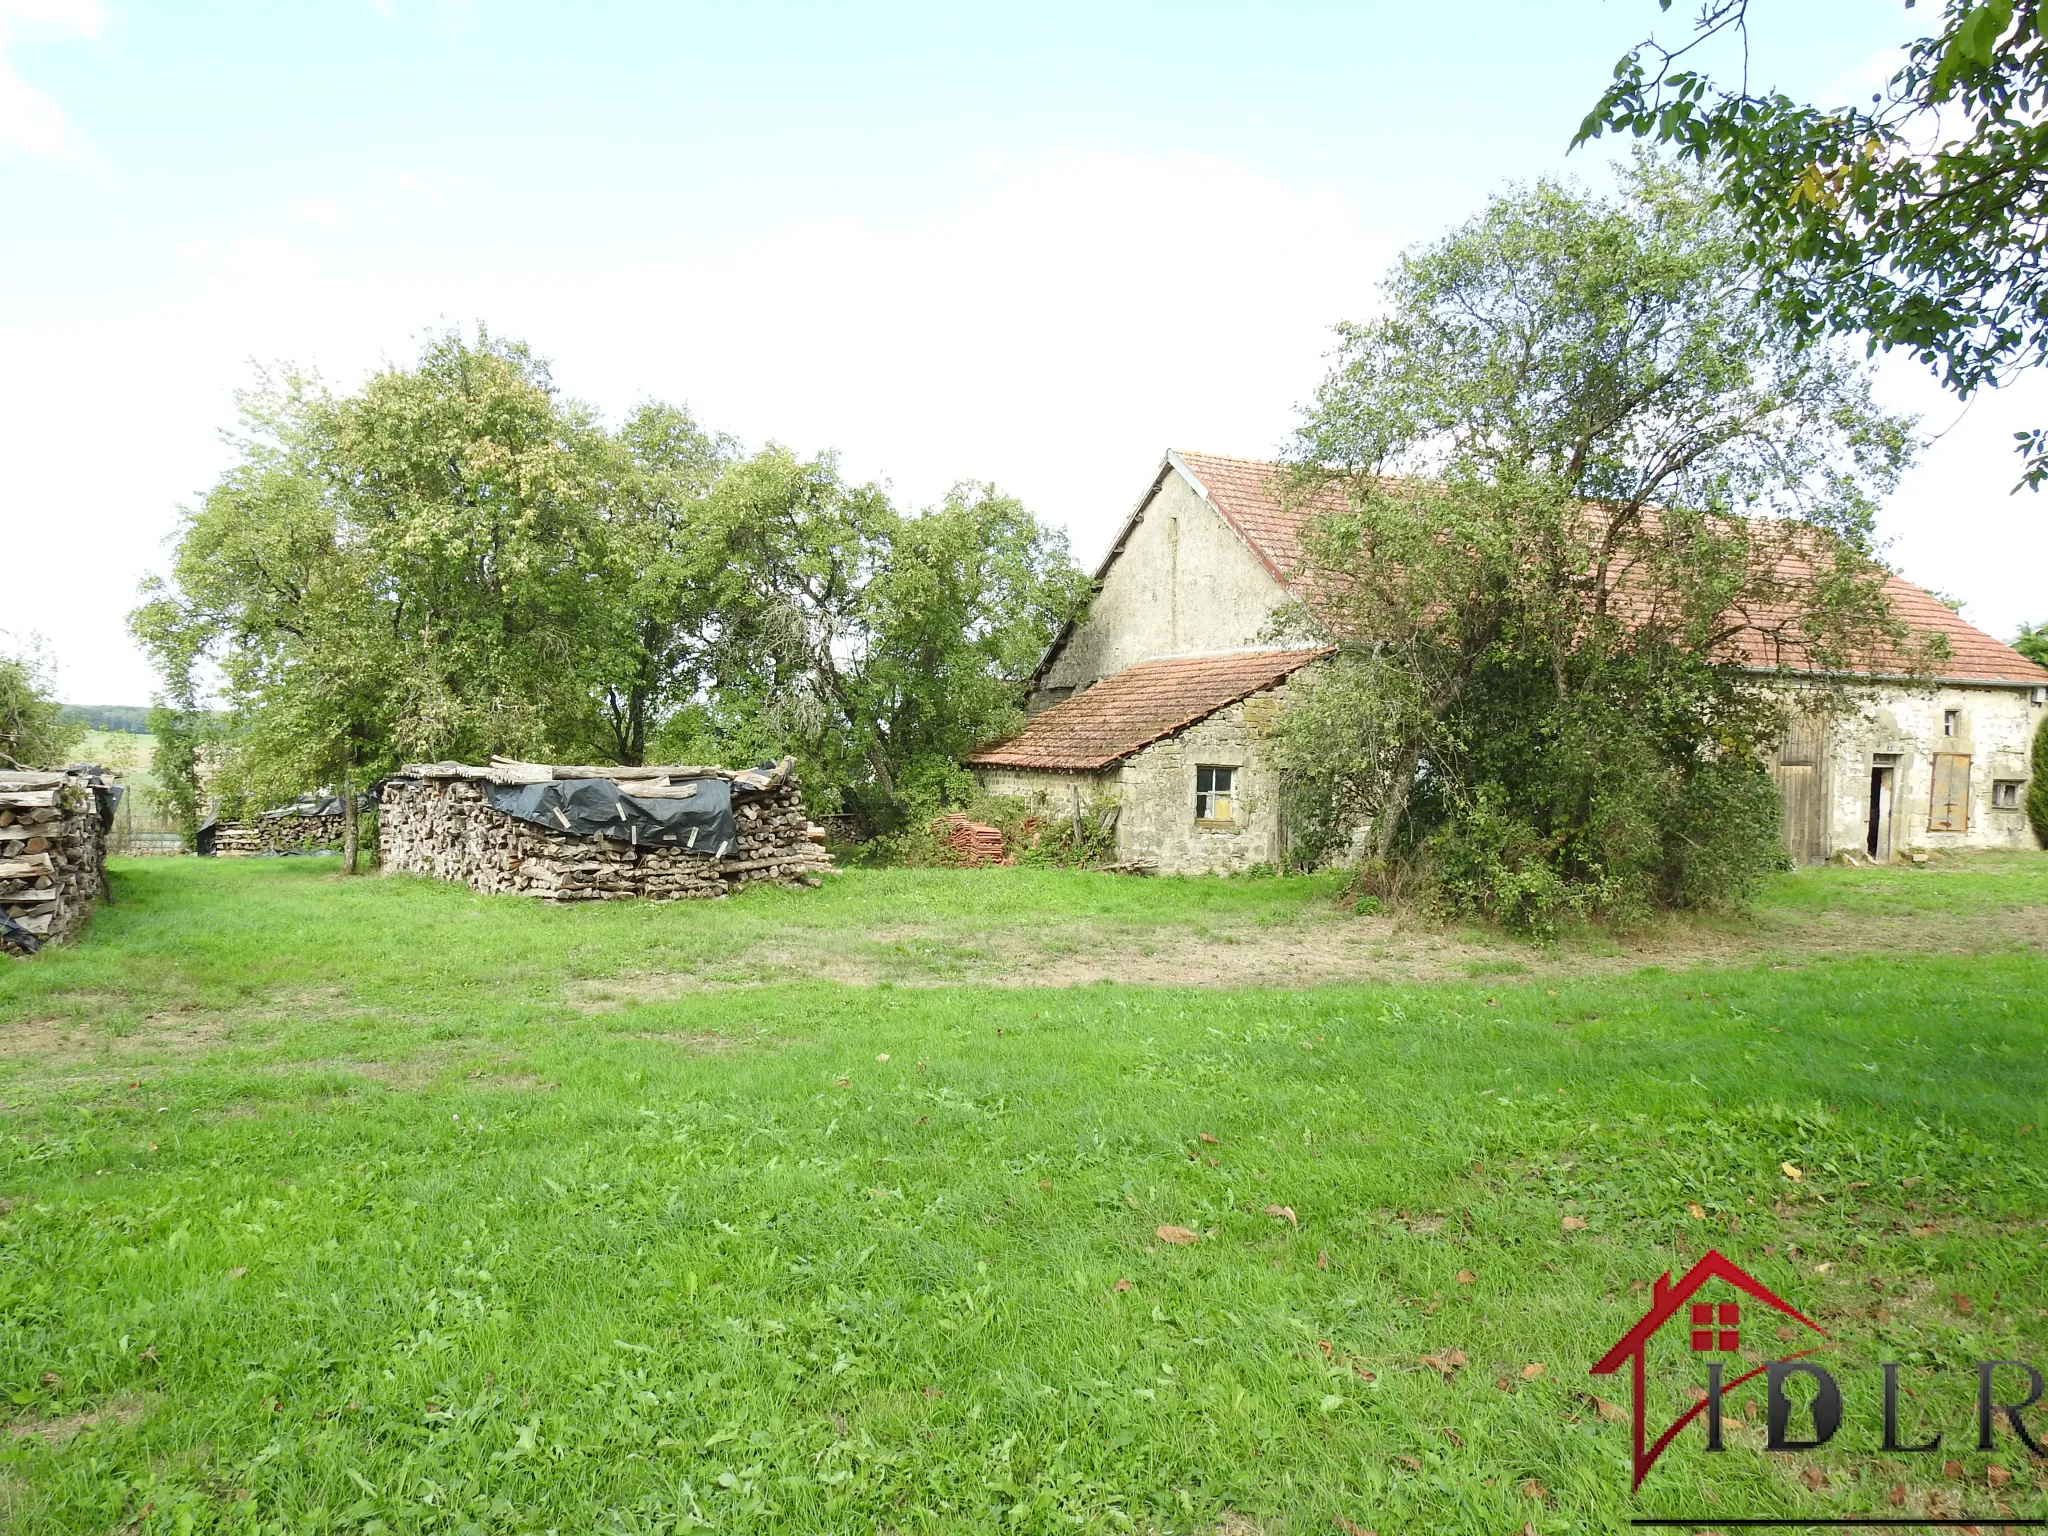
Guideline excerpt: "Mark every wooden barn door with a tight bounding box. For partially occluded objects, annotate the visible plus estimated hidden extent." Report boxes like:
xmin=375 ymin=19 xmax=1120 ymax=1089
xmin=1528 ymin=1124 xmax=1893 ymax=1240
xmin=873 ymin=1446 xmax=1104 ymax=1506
xmin=1772 ymin=715 xmax=1828 ymax=865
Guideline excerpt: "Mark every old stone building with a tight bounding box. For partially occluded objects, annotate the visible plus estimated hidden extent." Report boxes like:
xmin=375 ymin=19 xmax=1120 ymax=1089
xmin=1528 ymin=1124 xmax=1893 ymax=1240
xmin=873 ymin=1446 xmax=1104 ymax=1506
xmin=968 ymin=449 xmax=2048 ymax=872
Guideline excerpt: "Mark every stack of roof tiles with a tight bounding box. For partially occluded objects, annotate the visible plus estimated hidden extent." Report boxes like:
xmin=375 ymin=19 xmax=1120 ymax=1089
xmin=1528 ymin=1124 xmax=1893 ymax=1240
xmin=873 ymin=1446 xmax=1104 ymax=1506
xmin=935 ymin=814 xmax=1009 ymax=866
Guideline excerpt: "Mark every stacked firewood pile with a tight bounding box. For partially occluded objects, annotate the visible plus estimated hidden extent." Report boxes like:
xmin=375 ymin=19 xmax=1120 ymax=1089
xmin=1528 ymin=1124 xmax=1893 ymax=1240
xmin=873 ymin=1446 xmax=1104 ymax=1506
xmin=257 ymin=795 xmax=355 ymax=853
xmin=379 ymin=757 xmax=832 ymax=902
xmin=211 ymin=824 xmax=265 ymax=857
xmin=0 ymin=768 xmax=116 ymax=956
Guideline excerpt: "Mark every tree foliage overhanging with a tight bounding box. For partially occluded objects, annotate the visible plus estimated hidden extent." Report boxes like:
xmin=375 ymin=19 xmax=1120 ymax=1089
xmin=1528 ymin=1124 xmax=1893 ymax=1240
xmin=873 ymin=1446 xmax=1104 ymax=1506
xmin=0 ymin=643 xmax=84 ymax=771
xmin=1577 ymin=0 xmax=2048 ymax=490
xmin=1271 ymin=163 xmax=1934 ymax=931
xmin=132 ymin=331 xmax=1091 ymax=841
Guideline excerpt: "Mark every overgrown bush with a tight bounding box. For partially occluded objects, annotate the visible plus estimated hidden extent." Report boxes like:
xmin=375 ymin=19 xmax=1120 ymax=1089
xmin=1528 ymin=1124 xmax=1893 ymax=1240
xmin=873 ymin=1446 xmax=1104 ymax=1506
xmin=2029 ymin=711 xmax=2048 ymax=851
xmin=1267 ymin=163 xmax=1921 ymax=935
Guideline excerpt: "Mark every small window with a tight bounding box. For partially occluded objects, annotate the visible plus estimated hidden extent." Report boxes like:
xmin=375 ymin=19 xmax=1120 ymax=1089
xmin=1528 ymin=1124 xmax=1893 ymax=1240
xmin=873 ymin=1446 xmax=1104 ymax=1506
xmin=1992 ymin=779 xmax=2024 ymax=809
xmin=1943 ymin=709 xmax=1960 ymax=737
xmin=1194 ymin=765 xmax=1236 ymax=823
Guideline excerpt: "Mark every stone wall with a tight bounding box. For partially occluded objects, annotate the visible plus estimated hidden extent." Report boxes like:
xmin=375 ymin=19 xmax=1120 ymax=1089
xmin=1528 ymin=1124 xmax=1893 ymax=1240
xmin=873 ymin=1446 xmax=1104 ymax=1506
xmin=1822 ymin=681 xmax=2044 ymax=859
xmin=0 ymin=769 xmax=114 ymax=956
xmin=1034 ymin=469 xmax=1290 ymax=711
xmin=972 ymin=680 xmax=1300 ymax=876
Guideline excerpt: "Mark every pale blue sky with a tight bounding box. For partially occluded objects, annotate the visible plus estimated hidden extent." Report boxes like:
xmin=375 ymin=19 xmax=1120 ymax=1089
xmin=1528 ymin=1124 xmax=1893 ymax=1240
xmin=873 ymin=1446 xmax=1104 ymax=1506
xmin=5 ymin=1 xmax=2041 ymax=699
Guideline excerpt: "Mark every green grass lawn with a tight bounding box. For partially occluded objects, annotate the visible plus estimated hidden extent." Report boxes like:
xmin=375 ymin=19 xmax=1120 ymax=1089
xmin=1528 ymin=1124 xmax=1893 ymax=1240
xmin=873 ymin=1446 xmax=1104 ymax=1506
xmin=2 ymin=859 xmax=2045 ymax=1534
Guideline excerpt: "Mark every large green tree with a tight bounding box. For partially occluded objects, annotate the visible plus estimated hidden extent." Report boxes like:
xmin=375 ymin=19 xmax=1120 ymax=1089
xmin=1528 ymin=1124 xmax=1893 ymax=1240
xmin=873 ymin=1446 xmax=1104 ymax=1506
xmin=132 ymin=371 xmax=399 ymax=870
xmin=136 ymin=329 xmax=1088 ymax=845
xmin=1273 ymin=164 xmax=1925 ymax=929
xmin=669 ymin=452 xmax=1091 ymax=832
xmin=1578 ymin=0 xmax=2048 ymax=488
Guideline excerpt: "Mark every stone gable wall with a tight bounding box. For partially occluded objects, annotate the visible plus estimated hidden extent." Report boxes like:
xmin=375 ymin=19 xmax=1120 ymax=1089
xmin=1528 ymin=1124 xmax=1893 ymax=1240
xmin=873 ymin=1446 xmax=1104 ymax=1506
xmin=1035 ymin=470 xmax=1291 ymax=711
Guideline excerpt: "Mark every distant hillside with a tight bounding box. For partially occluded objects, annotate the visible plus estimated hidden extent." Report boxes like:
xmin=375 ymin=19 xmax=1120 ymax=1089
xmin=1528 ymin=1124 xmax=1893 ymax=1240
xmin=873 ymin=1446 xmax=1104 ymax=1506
xmin=59 ymin=705 xmax=153 ymax=734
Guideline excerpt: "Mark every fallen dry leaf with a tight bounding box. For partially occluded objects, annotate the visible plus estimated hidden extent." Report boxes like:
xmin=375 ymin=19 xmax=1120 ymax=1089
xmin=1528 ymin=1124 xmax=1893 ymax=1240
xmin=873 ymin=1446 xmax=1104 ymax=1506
xmin=226 ymin=1266 xmax=246 ymax=1280
xmin=1351 ymin=1364 xmax=1376 ymax=1382
xmin=1420 ymin=1349 xmax=1468 ymax=1378
xmin=1317 ymin=1249 xmax=1330 ymax=1270
xmin=1156 ymin=1225 xmax=1200 ymax=1246
xmin=1561 ymin=1215 xmax=1588 ymax=1231
xmin=1112 ymin=1278 xmax=1131 ymax=1293
xmin=1888 ymin=1484 xmax=1906 ymax=1507
xmin=1901 ymin=1175 xmax=1922 ymax=1188
xmin=1987 ymin=1464 xmax=2012 ymax=1488
xmin=1264 ymin=1204 xmax=1298 ymax=1228
xmin=1521 ymin=1362 xmax=1546 ymax=1380
xmin=1944 ymin=1459 xmax=1963 ymax=1479
xmin=1800 ymin=1464 xmax=1827 ymax=1491
xmin=1520 ymin=1479 xmax=1547 ymax=1500
xmin=875 ymin=1053 xmax=890 ymax=1062
xmin=1394 ymin=1455 xmax=1422 ymax=1471
xmin=1687 ymin=1202 xmax=1706 ymax=1220
xmin=1199 ymin=1133 xmax=1220 ymax=1145
xmin=1782 ymin=1161 xmax=1804 ymax=1182
xmin=1588 ymin=1393 xmax=1626 ymax=1422
xmin=1778 ymin=1325 xmax=1799 ymax=1341
xmin=1333 ymin=1520 xmax=1376 ymax=1536
xmin=1952 ymin=1292 xmax=1974 ymax=1314
xmin=1455 ymin=1269 xmax=1476 ymax=1284
xmin=38 ymin=1372 xmax=58 ymax=1389
xmin=1443 ymin=1427 xmax=1465 ymax=1449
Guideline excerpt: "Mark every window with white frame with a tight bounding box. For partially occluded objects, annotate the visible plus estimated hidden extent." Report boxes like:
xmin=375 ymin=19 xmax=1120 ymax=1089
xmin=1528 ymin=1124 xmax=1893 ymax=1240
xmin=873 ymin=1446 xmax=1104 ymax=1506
xmin=1194 ymin=765 xmax=1236 ymax=823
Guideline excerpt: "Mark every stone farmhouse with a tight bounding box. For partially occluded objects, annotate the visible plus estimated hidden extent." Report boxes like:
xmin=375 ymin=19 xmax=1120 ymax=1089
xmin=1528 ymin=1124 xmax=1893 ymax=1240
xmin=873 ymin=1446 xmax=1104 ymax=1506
xmin=968 ymin=450 xmax=2048 ymax=874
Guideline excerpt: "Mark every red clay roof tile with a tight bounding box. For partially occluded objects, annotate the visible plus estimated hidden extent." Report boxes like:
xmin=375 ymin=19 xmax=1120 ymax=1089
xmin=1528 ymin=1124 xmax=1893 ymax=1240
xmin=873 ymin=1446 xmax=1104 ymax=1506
xmin=968 ymin=648 xmax=1331 ymax=771
xmin=1174 ymin=451 xmax=2048 ymax=688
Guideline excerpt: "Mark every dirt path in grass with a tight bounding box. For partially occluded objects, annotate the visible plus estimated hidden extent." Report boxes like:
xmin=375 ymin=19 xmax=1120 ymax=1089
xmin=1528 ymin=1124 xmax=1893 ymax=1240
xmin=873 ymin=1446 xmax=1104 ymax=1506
xmin=563 ymin=875 xmax=2048 ymax=1001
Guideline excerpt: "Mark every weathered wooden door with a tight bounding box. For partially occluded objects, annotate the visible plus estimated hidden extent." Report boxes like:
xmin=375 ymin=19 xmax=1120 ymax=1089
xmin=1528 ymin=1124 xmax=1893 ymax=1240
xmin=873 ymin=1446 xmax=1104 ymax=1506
xmin=1928 ymin=753 xmax=1971 ymax=833
xmin=1772 ymin=715 xmax=1827 ymax=865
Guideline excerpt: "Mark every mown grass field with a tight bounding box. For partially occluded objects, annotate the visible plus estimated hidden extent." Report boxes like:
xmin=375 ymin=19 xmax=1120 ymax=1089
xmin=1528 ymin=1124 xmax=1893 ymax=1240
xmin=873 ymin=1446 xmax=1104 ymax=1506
xmin=2 ymin=856 xmax=2045 ymax=1534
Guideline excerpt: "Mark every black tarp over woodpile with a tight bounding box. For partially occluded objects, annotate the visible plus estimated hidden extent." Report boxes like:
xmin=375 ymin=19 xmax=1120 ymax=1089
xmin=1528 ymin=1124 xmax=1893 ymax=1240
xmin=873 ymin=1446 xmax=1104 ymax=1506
xmin=378 ymin=757 xmax=833 ymax=902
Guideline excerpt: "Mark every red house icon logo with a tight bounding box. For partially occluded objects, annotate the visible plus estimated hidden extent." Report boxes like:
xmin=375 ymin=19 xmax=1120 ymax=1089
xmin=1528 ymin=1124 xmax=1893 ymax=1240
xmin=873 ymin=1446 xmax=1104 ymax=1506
xmin=1590 ymin=1249 xmax=1829 ymax=1490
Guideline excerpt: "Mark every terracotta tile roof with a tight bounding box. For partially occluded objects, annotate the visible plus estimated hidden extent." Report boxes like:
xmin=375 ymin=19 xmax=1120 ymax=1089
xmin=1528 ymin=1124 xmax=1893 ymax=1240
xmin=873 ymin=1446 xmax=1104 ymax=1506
xmin=969 ymin=649 xmax=1332 ymax=771
xmin=1171 ymin=451 xmax=2048 ymax=688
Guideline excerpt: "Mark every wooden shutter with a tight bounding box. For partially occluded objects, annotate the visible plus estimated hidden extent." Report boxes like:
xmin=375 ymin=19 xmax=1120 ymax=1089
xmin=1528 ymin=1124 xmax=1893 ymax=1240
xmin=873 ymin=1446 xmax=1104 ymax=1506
xmin=1928 ymin=753 xmax=1971 ymax=832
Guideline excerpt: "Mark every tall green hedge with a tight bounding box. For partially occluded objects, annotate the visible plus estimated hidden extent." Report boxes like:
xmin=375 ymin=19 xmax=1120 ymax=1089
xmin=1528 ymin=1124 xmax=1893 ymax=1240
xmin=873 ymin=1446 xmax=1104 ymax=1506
xmin=2028 ymin=710 xmax=2048 ymax=851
